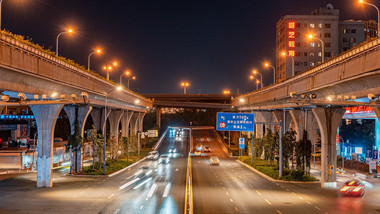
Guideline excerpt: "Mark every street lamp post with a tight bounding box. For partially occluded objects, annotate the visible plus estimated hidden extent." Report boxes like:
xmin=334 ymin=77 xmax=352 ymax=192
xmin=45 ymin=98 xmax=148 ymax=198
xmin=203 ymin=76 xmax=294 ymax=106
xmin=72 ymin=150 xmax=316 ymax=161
xmin=103 ymin=86 xmax=122 ymax=174
xmin=256 ymin=80 xmax=260 ymax=90
xmin=281 ymin=51 xmax=295 ymax=76
xmin=0 ymin=0 xmax=4 ymax=30
xmin=264 ymin=63 xmax=276 ymax=84
xmin=103 ymin=66 xmax=112 ymax=80
xmin=88 ymin=49 xmax=101 ymax=71
xmin=308 ymin=34 xmax=325 ymax=63
xmin=359 ymin=0 xmax=380 ymax=37
xmin=252 ymin=69 xmax=263 ymax=88
xmin=127 ymin=76 xmax=136 ymax=89
xmin=181 ymin=81 xmax=190 ymax=94
xmin=120 ymin=70 xmax=131 ymax=86
xmin=56 ymin=29 xmax=73 ymax=56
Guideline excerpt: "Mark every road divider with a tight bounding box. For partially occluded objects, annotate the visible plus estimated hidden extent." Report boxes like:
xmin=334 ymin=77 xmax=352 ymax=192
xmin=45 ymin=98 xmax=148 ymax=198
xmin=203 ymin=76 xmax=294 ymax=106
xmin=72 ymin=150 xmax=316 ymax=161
xmin=184 ymin=152 xmax=193 ymax=214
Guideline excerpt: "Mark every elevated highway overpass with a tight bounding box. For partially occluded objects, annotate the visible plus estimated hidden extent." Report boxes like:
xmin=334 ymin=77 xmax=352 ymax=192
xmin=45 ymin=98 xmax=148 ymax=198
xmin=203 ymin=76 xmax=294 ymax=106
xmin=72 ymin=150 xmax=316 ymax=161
xmin=0 ymin=32 xmax=152 ymax=187
xmin=232 ymin=37 xmax=380 ymax=188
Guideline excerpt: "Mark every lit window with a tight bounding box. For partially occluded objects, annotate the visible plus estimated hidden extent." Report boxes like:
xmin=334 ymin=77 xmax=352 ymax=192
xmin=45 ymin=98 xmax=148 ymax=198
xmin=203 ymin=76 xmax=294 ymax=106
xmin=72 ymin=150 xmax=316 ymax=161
xmin=310 ymin=42 xmax=315 ymax=47
xmin=318 ymin=52 xmax=322 ymax=57
xmin=318 ymin=23 xmax=323 ymax=28
xmin=310 ymin=62 xmax=315 ymax=66
xmin=310 ymin=23 xmax=315 ymax=28
xmin=289 ymin=50 xmax=295 ymax=57
xmin=288 ymin=31 xmax=295 ymax=39
xmin=288 ymin=21 xmax=295 ymax=29
xmin=288 ymin=41 xmax=295 ymax=48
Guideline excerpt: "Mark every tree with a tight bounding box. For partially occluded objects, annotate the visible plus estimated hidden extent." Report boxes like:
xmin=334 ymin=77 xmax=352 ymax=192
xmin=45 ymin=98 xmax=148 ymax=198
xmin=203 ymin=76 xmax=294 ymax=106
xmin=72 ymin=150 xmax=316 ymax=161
xmin=296 ymin=130 xmax=312 ymax=174
xmin=67 ymin=106 xmax=84 ymax=174
xmin=87 ymin=126 xmax=98 ymax=170
xmin=282 ymin=129 xmax=297 ymax=170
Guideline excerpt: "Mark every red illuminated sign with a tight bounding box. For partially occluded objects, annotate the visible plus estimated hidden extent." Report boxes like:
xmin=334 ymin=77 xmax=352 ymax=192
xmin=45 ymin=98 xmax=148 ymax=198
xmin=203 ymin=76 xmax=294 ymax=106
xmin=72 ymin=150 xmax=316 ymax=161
xmin=288 ymin=21 xmax=296 ymax=59
xmin=345 ymin=106 xmax=374 ymax=114
xmin=288 ymin=50 xmax=295 ymax=57
xmin=288 ymin=31 xmax=295 ymax=39
xmin=288 ymin=41 xmax=295 ymax=48
xmin=288 ymin=21 xmax=295 ymax=29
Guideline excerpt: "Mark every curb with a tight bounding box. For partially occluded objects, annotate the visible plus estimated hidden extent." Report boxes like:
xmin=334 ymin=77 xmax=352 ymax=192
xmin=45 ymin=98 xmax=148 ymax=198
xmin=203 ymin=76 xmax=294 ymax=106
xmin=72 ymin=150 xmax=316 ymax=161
xmin=108 ymin=157 xmax=147 ymax=177
xmin=237 ymin=160 xmax=319 ymax=184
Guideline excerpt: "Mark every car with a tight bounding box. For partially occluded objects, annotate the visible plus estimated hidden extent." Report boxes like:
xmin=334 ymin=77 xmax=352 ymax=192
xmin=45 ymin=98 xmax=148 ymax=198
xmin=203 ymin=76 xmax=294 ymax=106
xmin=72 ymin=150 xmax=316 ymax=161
xmin=195 ymin=144 xmax=203 ymax=151
xmin=340 ymin=180 xmax=365 ymax=197
xmin=204 ymin=146 xmax=211 ymax=152
xmin=158 ymin=154 xmax=170 ymax=164
xmin=194 ymin=151 xmax=201 ymax=156
xmin=169 ymin=148 xmax=176 ymax=153
xmin=209 ymin=156 xmax=219 ymax=165
xmin=147 ymin=151 xmax=159 ymax=160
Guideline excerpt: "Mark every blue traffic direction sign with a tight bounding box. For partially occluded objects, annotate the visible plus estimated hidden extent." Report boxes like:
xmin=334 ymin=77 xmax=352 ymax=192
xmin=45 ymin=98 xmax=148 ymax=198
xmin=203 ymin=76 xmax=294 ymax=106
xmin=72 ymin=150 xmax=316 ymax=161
xmin=216 ymin=112 xmax=254 ymax=132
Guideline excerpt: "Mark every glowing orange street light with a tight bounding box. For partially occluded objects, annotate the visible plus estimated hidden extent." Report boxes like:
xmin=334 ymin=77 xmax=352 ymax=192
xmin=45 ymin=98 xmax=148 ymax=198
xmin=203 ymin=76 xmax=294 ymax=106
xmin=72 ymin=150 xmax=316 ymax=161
xmin=264 ymin=62 xmax=276 ymax=84
xmin=127 ymin=76 xmax=136 ymax=89
xmin=359 ymin=0 xmax=380 ymax=37
xmin=307 ymin=34 xmax=325 ymax=63
xmin=120 ymin=69 xmax=132 ymax=86
xmin=88 ymin=48 xmax=102 ymax=71
xmin=223 ymin=89 xmax=231 ymax=95
xmin=281 ymin=51 xmax=295 ymax=77
xmin=103 ymin=66 xmax=113 ymax=80
xmin=251 ymin=69 xmax=263 ymax=88
xmin=180 ymin=81 xmax=190 ymax=94
xmin=56 ymin=28 xmax=74 ymax=56
xmin=256 ymin=80 xmax=260 ymax=90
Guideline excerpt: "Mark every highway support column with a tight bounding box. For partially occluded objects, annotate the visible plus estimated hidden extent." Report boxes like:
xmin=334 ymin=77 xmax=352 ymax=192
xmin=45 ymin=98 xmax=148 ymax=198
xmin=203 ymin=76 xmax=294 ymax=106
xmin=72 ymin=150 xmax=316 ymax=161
xmin=63 ymin=105 xmax=92 ymax=173
xmin=254 ymin=111 xmax=264 ymax=138
xmin=273 ymin=110 xmax=292 ymax=134
xmin=312 ymin=107 xmax=345 ymax=188
xmin=138 ymin=112 xmax=146 ymax=133
xmin=130 ymin=113 xmax=139 ymax=136
xmin=31 ymin=104 xmax=64 ymax=188
xmin=121 ymin=111 xmax=133 ymax=138
xmin=90 ymin=108 xmax=111 ymax=134
xmin=156 ymin=107 xmax=162 ymax=129
xmin=261 ymin=111 xmax=275 ymax=133
xmin=108 ymin=110 xmax=124 ymax=159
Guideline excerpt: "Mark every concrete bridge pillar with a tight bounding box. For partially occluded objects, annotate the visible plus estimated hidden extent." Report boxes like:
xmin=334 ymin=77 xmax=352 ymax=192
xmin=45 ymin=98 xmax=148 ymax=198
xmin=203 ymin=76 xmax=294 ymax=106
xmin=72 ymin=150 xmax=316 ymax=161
xmin=121 ymin=111 xmax=134 ymax=137
xmin=90 ymin=108 xmax=111 ymax=134
xmin=289 ymin=109 xmax=307 ymax=141
xmin=138 ymin=112 xmax=146 ymax=132
xmin=31 ymin=104 xmax=64 ymax=188
xmin=261 ymin=111 xmax=275 ymax=133
xmin=130 ymin=113 xmax=139 ymax=136
xmin=312 ymin=107 xmax=345 ymax=188
xmin=273 ymin=110 xmax=292 ymax=133
xmin=0 ymin=106 xmax=4 ymax=114
xmin=156 ymin=108 xmax=162 ymax=129
xmin=254 ymin=111 xmax=264 ymax=138
xmin=108 ymin=110 xmax=124 ymax=159
xmin=63 ymin=105 xmax=92 ymax=173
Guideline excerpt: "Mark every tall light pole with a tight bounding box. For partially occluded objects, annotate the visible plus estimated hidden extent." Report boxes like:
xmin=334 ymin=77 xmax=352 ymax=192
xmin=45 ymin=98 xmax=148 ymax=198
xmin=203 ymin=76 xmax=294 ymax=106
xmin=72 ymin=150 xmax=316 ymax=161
xmin=264 ymin=62 xmax=276 ymax=84
xmin=256 ymin=80 xmax=260 ymax=90
xmin=120 ymin=70 xmax=131 ymax=86
xmin=249 ymin=75 xmax=258 ymax=90
xmin=103 ymin=86 xmax=122 ymax=174
xmin=0 ymin=0 xmax=4 ymax=30
xmin=281 ymin=51 xmax=295 ymax=77
xmin=88 ymin=49 xmax=101 ymax=71
xmin=252 ymin=69 xmax=263 ymax=88
xmin=359 ymin=0 xmax=380 ymax=37
xmin=127 ymin=76 xmax=136 ymax=89
xmin=56 ymin=28 xmax=73 ymax=56
xmin=181 ymin=81 xmax=190 ymax=94
xmin=308 ymin=34 xmax=325 ymax=63
xmin=103 ymin=66 xmax=112 ymax=80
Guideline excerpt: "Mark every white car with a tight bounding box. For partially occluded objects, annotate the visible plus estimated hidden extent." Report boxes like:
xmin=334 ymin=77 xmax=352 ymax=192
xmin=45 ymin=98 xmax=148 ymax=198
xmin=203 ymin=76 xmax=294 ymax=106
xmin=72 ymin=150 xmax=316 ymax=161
xmin=158 ymin=154 xmax=170 ymax=164
xmin=209 ymin=156 xmax=220 ymax=165
xmin=147 ymin=151 xmax=159 ymax=160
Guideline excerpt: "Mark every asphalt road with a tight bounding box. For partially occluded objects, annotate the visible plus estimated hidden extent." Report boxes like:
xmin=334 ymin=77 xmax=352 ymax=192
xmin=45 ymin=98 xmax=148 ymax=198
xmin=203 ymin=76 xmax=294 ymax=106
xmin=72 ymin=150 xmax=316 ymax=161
xmin=191 ymin=129 xmax=380 ymax=214
xmin=0 ymin=128 xmax=189 ymax=214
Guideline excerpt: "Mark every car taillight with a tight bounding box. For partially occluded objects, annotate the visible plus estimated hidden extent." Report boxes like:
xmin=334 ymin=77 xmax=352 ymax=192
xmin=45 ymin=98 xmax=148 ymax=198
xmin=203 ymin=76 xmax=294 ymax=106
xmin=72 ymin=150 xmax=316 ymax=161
xmin=340 ymin=186 xmax=350 ymax=192
xmin=353 ymin=187 xmax=362 ymax=192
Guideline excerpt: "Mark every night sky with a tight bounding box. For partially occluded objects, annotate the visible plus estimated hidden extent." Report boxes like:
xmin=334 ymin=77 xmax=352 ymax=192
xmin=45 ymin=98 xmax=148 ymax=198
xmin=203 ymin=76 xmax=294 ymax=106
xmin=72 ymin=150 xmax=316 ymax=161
xmin=3 ymin=0 xmax=377 ymax=94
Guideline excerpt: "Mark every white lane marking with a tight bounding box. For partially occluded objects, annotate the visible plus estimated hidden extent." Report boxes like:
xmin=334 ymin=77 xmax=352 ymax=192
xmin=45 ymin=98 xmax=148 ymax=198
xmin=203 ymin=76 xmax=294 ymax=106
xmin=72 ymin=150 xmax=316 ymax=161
xmin=147 ymin=183 xmax=158 ymax=198
xmin=285 ymin=189 xmax=290 ymax=192
xmin=140 ymin=205 xmax=144 ymax=209
xmin=256 ymin=190 xmax=262 ymax=195
xmin=226 ymin=192 xmax=229 ymax=195
xmin=108 ymin=193 xmax=115 ymax=199
xmin=298 ymin=196 xmax=304 ymax=200
xmin=291 ymin=192 xmax=296 ymax=195
xmin=276 ymin=210 xmax=282 ymax=214
xmin=127 ymin=175 xmax=134 ymax=180
xmin=222 ymin=187 xmax=226 ymax=190
xmin=145 ymin=170 xmax=153 ymax=176
xmin=113 ymin=209 xmax=120 ymax=214
xmin=315 ymin=206 xmax=321 ymax=210
xmin=235 ymin=207 xmax=239 ymax=212
xmin=134 ymin=178 xmax=153 ymax=190
xmin=119 ymin=178 xmax=140 ymax=190
xmin=306 ymin=201 xmax=312 ymax=204
xmin=163 ymin=183 xmax=172 ymax=198
xmin=265 ymin=199 xmax=272 ymax=205
xmin=230 ymin=199 xmax=234 ymax=203
xmin=134 ymin=170 xmax=143 ymax=176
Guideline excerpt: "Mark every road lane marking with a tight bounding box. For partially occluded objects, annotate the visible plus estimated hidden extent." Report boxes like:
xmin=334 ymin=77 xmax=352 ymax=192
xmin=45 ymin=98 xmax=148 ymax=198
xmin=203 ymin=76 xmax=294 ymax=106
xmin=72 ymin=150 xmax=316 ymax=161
xmin=291 ymin=192 xmax=296 ymax=195
xmin=108 ymin=193 xmax=115 ymax=199
xmin=163 ymin=183 xmax=172 ymax=198
xmin=140 ymin=205 xmax=144 ymax=210
xmin=264 ymin=199 xmax=272 ymax=205
xmin=256 ymin=190 xmax=262 ymax=195
xmin=314 ymin=206 xmax=321 ymax=210
xmin=235 ymin=207 xmax=239 ymax=212
xmin=134 ymin=178 xmax=153 ymax=190
xmin=306 ymin=201 xmax=312 ymax=204
xmin=226 ymin=192 xmax=229 ymax=195
xmin=230 ymin=199 xmax=234 ymax=203
xmin=285 ymin=189 xmax=290 ymax=191
xmin=147 ymin=183 xmax=158 ymax=198
xmin=145 ymin=170 xmax=153 ymax=176
xmin=276 ymin=210 xmax=282 ymax=214
xmin=113 ymin=209 xmax=120 ymax=214
xmin=119 ymin=178 xmax=140 ymax=190
xmin=223 ymin=187 xmax=226 ymax=190
xmin=298 ymin=196 xmax=304 ymax=200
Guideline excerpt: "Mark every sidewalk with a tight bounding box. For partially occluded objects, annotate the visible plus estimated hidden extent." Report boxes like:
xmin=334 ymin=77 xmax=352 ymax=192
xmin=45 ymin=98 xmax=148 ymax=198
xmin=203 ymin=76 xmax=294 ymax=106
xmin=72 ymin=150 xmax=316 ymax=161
xmin=310 ymin=163 xmax=380 ymax=186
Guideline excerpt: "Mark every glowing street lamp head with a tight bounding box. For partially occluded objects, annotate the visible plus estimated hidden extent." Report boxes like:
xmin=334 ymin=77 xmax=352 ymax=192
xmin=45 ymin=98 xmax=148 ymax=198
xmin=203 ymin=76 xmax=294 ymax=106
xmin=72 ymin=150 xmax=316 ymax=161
xmin=117 ymin=86 xmax=122 ymax=91
xmin=256 ymin=80 xmax=260 ymax=84
xmin=181 ymin=81 xmax=189 ymax=87
xmin=252 ymin=69 xmax=258 ymax=74
xmin=96 ymin=49 xmax=101 ymax=53
xmin=132 ymin=76 xmax=136 ymax=80
xmin=113 ymin=62 xmax=118 ymax=67
xmin=223 ymin=90 xmax=230 ymax=95
xmin=249 ymin=75 xmax=254 ymax=80
xmin=281 ymin=51 xmax=286 ymax=56
xmin=264 ymin=62 xmax=269 ymax=67
xmin=125 ymin=70 xmax=131 ymax=76
xmin=359 ymin=0 xmax=364 ymax=3
xmin=308 ymin=34 xmax=313 ymax=39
